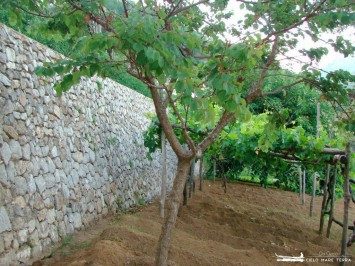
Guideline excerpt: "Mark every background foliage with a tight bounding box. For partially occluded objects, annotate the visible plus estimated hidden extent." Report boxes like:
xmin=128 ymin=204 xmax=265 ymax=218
xmin=0 ymin=6 xmax=150 ymax=97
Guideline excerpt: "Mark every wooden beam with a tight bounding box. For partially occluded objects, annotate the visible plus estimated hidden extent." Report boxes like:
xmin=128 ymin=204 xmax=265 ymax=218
xmin=323 ymin=148 xmax=346 ymax=155
xmin=332 ymin=218 xmax=354 ymax=230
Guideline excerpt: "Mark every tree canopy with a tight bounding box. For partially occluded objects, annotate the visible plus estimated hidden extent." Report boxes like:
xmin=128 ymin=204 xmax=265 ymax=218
xmin=2 ymin=0 xmax=354 ymax=265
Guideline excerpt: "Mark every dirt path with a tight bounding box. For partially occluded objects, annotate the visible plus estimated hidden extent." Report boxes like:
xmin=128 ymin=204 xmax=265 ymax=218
xmin=35 ymin=181 xmax=354 ymax=265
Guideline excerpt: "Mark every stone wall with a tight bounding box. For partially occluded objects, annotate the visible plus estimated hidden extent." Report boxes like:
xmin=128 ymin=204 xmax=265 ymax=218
xmin=0 ymin=23 xmax=177 ymax=264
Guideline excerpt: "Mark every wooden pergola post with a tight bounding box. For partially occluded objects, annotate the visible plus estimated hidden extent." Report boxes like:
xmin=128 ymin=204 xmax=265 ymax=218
xmin=189 ymin=159 xmax=195 ymax=197
xmin=326 ymin=165 xmax=337 ymax=238
xmin=310 ymin=102 xmax=320 ymax=217
xmin=299 ymin=166 xmax=303 ymax=204
xmin=340 ymin=143 xmax=351 ymax=264
xmin=213 ymin=160 xmax=216 ymax=182
xmin=310 ymin=172 xmax=318 ymax=217
xmin=319 ymin=164 xmax=330 ymax=234
xmin=302 ymin=169 xmax=306 ymax=205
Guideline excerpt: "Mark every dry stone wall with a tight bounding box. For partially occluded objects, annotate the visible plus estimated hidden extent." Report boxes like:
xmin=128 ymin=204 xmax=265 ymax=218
xmin=0 ymin=23 xmax=177 ymax=264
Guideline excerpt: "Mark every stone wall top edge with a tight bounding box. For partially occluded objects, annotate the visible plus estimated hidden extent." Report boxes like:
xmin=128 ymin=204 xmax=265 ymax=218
xmin=0 ymin=23 xmax=153 ymax=103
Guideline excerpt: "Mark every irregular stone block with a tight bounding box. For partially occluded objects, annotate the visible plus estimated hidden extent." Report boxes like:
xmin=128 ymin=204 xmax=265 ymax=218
xmin=0 ymin=73 xmax=11 ymax=87
xmin=9 ymin=140 xmax=22 ymax=160
xmin=0 ymin=207 xmax=12 ymax=233
xmin=16 ymin=245 xmax=31 ymax=263
xmin=0 ymin=143 xmax=12 ymax=165
xmin=2 ymin=100 xmax=14 ymax=115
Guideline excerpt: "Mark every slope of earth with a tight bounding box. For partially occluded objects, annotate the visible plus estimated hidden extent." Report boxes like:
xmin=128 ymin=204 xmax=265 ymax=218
xmin=35 ymin=181 xmax=355 ymax=266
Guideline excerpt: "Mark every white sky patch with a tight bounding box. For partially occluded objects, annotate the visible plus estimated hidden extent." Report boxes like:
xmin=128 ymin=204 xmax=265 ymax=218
xmin=202 ymin=1 xmax=355 ymax=74
xmin=153 ymin=0 xmax=354 ymax=74
xmin=286 ymin=28 xmax=355 ymax=73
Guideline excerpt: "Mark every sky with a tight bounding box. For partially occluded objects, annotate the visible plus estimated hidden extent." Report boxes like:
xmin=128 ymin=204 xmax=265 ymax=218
xmin=287 ymin=29 xmax=355 ymax=74
xmin=155 ymin=0 xmax=354 ymax=74
xmin=220 ymin=2 xmax=355 ymax=74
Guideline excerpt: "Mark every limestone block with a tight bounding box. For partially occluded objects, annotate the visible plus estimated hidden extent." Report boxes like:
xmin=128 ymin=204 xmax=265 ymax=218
xmin=0 ymin=207 xmax=12 ymax=233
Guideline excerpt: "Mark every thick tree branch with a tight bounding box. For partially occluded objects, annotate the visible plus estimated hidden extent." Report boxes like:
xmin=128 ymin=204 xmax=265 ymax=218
xmin=246 ymin=35 xmax=279 ymax=103
xmin=149 ymin=84 xmax=192 ymax=159
xmin=68 ymin=1 xmax=115 ymax=32
xmin=261 ymin=0 xmax=327 ymax=43
xmin=236 ymin=0 xmax=270 ymax=4
xmin=166 ymin=0 xmax=183 ymax=18
xmin=167 ymin=0 xmax=209 ymax=19
xmin=13 ymin=4 xmax=54 ymax=18
xmin=122 ymin=0 xmax=129 ymax=17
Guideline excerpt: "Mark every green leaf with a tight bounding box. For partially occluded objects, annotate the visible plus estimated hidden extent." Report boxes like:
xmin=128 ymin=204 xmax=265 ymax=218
xmin=8 ymin=10 xmax=18 ymax=27
xmin=89 ymin=64 xmax=100 ymax=76
xmin=136 ymin=50 xmax=148 ymax=65
xmin=35 ymin=66 xmax=55 ymax=77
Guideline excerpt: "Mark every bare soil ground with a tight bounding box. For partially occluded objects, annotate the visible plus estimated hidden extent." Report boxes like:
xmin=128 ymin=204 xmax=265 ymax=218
xmin=35 ymin=181 xmax=354 ymax=266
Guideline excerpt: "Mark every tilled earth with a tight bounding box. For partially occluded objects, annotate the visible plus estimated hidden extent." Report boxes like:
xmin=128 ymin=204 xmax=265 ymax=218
xmin=36 ymin=181 xmax=355 ymax=265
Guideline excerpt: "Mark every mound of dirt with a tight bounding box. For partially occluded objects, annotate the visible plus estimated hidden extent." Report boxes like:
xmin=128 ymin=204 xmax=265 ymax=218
xmin=37 ymin=181 xmax=354 ymax=265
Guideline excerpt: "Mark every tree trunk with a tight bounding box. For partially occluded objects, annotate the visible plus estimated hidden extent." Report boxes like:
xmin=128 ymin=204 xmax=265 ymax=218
xmin=198 ymin=156 xmax=203 ymax=191
xmin=156 ymin=158 xmax=191 ymax=266
xmin=160 ymin=132 xmax=167 ymax=218
xmin=340 ymin=143 xmax=351 ymax=264
xmin=319 ymin=164 xmax=330 ymax=235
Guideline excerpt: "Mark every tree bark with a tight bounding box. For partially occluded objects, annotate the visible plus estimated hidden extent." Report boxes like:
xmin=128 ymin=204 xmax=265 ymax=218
xmin=156 ymin=158 xmax=191 ymax=266
xmin=160 ymin=132 xmax=167 ymax=218
xmin=340 ymin=143 xmax=350 ymax=264
xmin=149 ymin=86 xmax=190 ymax=158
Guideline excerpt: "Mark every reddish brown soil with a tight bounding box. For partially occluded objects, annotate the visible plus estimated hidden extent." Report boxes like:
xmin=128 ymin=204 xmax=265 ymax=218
xmin=36 ymin=181 xmax=354 ymax=266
